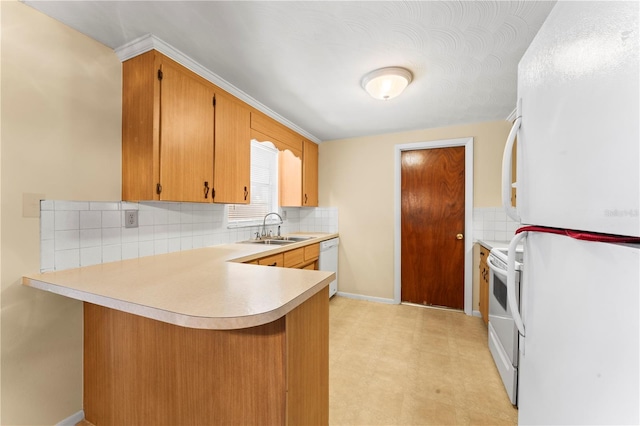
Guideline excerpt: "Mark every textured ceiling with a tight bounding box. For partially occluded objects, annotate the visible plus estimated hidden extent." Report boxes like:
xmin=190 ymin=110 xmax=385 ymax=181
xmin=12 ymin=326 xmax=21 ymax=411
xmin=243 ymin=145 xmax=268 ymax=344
xmin=23 ymin=1 xmax=556 ymax=142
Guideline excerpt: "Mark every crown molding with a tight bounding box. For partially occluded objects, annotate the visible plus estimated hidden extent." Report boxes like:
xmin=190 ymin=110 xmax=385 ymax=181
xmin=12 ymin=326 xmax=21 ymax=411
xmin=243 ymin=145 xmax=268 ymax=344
xmin=115 ymin=34 xmax=321 ymax=144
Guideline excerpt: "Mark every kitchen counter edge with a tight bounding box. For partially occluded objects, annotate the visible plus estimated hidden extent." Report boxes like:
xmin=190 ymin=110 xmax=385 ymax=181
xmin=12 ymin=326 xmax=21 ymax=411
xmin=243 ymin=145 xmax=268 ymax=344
xmin=22 ymin=233 xmax=338 ymax=331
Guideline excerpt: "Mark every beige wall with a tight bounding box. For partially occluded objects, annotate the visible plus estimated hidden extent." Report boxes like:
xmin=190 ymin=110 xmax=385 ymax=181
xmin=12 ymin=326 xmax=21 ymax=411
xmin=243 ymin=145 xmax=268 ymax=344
xmin=318 ymin=121 xmax=511 ymax=301
xmin=1 ymin=2 xmax=122 ymax=424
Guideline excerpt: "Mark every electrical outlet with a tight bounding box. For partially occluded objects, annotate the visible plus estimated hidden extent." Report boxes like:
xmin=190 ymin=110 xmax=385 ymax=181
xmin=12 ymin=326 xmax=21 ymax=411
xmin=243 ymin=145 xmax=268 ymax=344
xmin=125 ymin=210 xmax=138 ymax=228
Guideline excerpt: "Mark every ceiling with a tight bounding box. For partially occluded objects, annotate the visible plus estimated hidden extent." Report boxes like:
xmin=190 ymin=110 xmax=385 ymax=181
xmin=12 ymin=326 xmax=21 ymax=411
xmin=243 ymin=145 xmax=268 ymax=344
xmin=23 ymin=1 xmax=556 ymax=142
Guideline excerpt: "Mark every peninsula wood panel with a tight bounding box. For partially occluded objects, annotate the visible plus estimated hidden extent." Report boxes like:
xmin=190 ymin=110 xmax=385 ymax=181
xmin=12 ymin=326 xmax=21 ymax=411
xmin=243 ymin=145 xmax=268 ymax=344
xmin=122 ymin=50 xmax=160 ymax=201
xmin=286 ymin=287 xmax=329 ymax=425
xmin=84 ymin=302 xmax=287 ymax=425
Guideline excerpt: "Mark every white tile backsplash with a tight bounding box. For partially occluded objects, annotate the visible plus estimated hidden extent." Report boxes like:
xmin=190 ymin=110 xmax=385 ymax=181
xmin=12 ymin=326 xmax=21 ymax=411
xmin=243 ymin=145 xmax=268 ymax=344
xmin=102 ymin=211 xmax=121 ymax=228
xmin=473 ymin=207 xmax=521 ymax=242
xmin=40 ymin=200 xmax=339 ymax=272
xmin=55 ymin=211 xmax=79 ymax=231
xmin=80 ymin=229 xmax=101 ymax=248
xmin=80 ymin=211 xmax=101 ymax=229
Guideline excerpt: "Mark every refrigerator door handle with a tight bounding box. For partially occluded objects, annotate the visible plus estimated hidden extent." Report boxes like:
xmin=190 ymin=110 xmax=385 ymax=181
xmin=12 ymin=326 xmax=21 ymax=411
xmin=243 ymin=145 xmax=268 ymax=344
xmin=508 ymin=231 xmax=527 ymax=337
xmin=502 ymin=116 xmax=522 ymax=222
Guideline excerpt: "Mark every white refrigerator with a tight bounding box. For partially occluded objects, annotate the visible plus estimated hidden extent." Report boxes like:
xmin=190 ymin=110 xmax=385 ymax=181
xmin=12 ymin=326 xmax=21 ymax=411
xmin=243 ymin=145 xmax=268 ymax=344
xmin=502 ymin=2 xmax=640 ymax=424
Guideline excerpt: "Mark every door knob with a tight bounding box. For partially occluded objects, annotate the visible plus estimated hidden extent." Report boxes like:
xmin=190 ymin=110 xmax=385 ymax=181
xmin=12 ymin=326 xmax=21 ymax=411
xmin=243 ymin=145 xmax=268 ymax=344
xmin=456 ymin=234 xmax=464 ymax=240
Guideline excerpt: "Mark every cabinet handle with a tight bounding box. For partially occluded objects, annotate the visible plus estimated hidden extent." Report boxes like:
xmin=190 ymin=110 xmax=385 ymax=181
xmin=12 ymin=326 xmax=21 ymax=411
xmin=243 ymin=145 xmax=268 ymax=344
xmin=268 ymin=262 xmax=277 ymax=267
xmin=204 ymin=181 xmax=210 ymax=199
xmin=304 ymin=194 xmax=308 ymax=204
xmin=244 ymin=186 xmax=248 ymax=201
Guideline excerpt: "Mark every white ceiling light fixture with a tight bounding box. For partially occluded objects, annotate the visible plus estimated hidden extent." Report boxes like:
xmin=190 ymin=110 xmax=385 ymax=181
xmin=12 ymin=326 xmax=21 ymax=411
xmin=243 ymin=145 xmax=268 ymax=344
xmin=361 ymin=67 xmax=413 ymax=100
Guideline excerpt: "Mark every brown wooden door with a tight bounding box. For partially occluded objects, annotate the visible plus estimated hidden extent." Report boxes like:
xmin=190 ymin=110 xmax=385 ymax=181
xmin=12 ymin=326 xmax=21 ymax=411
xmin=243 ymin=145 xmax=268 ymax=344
xmin=401 ymin=147 xmax=465 ymax=309
xmin=159 ymin=60 xmax=215 ymax=202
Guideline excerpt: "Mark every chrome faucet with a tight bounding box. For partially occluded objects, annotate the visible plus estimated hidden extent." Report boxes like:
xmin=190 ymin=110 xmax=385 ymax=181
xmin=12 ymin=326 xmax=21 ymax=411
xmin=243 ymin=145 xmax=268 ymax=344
xmin=262 ymin=212 xmax=283 ymax=238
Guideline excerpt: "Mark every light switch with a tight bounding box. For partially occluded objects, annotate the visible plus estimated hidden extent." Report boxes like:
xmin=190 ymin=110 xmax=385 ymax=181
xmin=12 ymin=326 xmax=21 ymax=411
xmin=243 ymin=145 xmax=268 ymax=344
xmin=23 ymin=193 xmax=46 ymax=218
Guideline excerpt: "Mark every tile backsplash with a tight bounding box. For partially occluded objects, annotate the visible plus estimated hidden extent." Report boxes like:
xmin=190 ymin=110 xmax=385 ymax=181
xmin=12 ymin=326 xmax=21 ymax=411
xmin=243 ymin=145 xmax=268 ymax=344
xmin=40 ymin=200 xmax=338 ymax=272
xmin=472 ymin=207 xmax=520 ymax=242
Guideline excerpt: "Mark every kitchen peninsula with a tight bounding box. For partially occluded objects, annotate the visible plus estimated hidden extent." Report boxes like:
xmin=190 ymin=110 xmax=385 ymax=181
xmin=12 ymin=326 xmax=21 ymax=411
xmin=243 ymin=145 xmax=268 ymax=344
xmin=23 ymin=234 xmax=336 ymax=425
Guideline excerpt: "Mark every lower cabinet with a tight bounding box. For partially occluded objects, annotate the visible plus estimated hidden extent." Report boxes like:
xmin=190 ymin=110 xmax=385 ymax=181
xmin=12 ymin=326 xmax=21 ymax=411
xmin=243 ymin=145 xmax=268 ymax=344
xmin=83 ymin=288 xmax=329 ymax=425
xmin=257 ymin=253 xmax=284 ymax=267
xmin=251 ymin=243 xmax=320 ymax=270
xmin=478 ymin=244 xmax=490 ymax=325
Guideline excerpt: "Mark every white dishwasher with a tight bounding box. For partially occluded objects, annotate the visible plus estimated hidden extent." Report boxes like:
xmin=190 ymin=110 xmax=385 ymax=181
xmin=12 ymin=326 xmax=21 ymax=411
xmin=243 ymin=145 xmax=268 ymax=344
xmin=319 ymin=238 xmax=339 ymax=298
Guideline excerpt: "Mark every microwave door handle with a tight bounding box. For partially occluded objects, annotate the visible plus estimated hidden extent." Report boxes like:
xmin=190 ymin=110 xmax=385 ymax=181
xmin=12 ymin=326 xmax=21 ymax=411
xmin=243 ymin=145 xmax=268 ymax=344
xmin=508 ymin=232 xmax=527 ymax=337
xmin=487 ymin=257 xmax=508 ymax=279
xmin=502 ymin=115 xmax=521 ymax=222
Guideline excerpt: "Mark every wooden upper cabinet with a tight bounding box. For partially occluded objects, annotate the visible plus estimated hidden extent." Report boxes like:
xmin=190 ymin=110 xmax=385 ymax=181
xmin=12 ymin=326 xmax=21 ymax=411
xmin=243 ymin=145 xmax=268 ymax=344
xmin=122 ymin=51 xmax=215 ymax=203
xmin=159 ymin=60 xmax=215 ymax=203
xmin=279 ymin=149 xmax=302 ymax=207
xmin=302 ymin=139 xmax=319 ymax=207
xmin=213 ymin=93 xmax=251 ymax=204
xmin=122 ymin=51 xmax=251 ymax=204
xmin=122 ymin=50 xmax=303 ymax=205
xmin=122 ymin=51 xmax=160 ymax=201
xmin=250 ymin=112 xmax=303 ymax=152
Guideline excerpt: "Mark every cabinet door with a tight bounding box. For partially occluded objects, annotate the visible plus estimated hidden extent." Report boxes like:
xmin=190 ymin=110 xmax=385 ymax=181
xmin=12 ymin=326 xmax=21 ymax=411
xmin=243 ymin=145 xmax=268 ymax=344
xmin=257 ymin=253 xmax=284 ymax=267
xmin=213 ymin=94 xmax=251 ymax=204
xmin=122 ymin=50 xmax=160 ymax=201
xmin=479 ymin=245 xmax=489 ymax=325
xmin=279 ymin=149 xmax=302 ymax=207
xmin=159 ymin=60 xmax=215 ymax=202
xmin=302 ymin=139 xmax=318 ymax=206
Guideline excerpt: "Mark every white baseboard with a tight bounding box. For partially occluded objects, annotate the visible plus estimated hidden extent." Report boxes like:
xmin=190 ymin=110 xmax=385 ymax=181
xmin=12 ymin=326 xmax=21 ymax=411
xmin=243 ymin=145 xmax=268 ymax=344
xmin=57 ymin=410 xmax=84 ymax=426
xmin=335 ymin=291 xmax=395 ymax=304
xmin=472 ymin=310 xmax=482 ymax=318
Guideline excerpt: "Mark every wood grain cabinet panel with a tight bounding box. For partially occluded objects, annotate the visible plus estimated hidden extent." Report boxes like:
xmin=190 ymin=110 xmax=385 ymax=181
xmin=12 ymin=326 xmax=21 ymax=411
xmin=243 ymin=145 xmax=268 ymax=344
xmin=302 ymin=139 xmax=319 ymax=207
xmin=248 ymin=242 xmax=321 ymax=270
xmin=250 ymin=112 xmax=303 ymax=152
xmin=279 ymin=149 xmax=303 ymax=207
xmin=479 ymin=244 xmax=490 ymax=325
xmin=122 ymin=50 xmax=251 ymax=204
xmin=284 ymin=248 xmax=304 ymax=268
xmin=159 ymin=59 xmax=215 ymax=202
xmin=213 ymin=93 xmax=251 ymax=204
xmin=257 ymin=253 xmax=284 ymax=267
xmin=122 ymin=51 xmax=161 ymax=201
xmin=83 ymin=286 xmax=329 ymax=425
xmin=304 ymin=243 xmax=320 ymax=262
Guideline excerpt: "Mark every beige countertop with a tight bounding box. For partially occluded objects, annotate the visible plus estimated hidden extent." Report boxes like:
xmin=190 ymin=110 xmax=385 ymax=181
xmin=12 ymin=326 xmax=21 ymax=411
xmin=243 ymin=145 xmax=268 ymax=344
xmin=23 ymin=233 xmax=338 ymax=330
xmin=476 ymin=239 xmax=511 ymax=250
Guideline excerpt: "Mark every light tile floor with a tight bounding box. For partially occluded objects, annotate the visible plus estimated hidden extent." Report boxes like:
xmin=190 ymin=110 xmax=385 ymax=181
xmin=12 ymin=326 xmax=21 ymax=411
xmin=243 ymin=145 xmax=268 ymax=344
xmin=329 ymin=296 xmax=518 ymax=425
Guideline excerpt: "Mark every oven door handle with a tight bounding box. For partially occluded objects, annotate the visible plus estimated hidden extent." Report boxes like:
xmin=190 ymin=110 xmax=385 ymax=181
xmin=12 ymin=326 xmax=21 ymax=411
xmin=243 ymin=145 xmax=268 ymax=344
xmin=487 ymin=257 xmax=508 ymax=279
xmin=508 ymin=232 xmax=528 ymax=337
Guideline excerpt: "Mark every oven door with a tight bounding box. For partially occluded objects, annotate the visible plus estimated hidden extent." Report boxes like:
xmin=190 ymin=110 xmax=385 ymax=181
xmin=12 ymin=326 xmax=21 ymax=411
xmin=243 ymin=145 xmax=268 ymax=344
xmin=488 ymin=255 xmax=521 ymax=405
xmin=488 ymin=256 xmax=520 ymax=366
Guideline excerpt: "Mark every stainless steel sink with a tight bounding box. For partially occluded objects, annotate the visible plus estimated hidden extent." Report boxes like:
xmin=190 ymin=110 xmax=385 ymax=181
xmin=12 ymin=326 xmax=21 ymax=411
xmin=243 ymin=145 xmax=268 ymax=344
xmin=281 ymin=236 xmax=313 ymax=242
xmin=241 ymin=239 xmax=295 ymax=245
xmin=240 ymin=236 xmax=313 ymax=245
